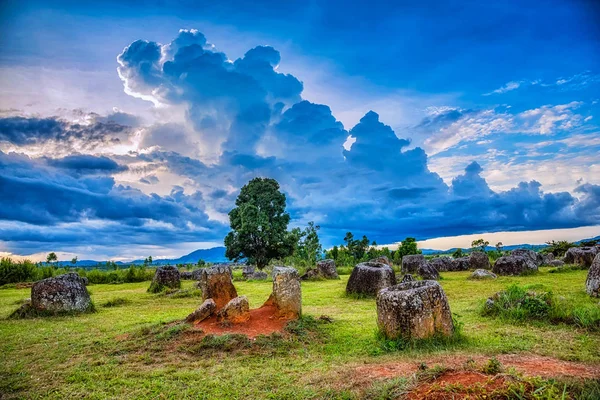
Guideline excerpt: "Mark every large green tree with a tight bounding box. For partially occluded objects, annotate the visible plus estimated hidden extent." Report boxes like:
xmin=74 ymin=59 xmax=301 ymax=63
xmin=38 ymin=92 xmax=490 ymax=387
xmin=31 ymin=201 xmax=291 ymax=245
xmin=224 ymin=178 xmax=296 ymax=270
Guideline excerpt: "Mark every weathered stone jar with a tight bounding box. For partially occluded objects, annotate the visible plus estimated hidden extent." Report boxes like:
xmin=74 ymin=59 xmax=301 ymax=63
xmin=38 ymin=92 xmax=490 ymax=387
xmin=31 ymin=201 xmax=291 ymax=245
xmin=346 ymin=261 xmax=396 ymax=296
xmin=148 ymin=265 xmax=181 ymax=293
xmin=565 ymin=247 xmax=599 ymax=268
xmin=469 ymin=251 xmax=491 ymax=270
xmin=198 ymin=265 xmax=238 ymax=309
xmin=31 ymin=273 xmax=92 ymax=313
xmin=492 ymin=255 xmax=538 ymax=276
xmin=401 ymin=254 xmax=427 ymax=274
xmin=376 ymin=280 xmax=454 ymax=340
xmin=586 ymin=253 xmax=600 ymax=297
xmin=264 ymin=266 xmax=302 ymax=318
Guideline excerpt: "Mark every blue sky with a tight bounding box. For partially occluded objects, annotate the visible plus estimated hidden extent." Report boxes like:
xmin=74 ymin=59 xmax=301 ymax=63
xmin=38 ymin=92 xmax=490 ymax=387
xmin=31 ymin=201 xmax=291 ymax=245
xmin=0 ymin=0 xmax=599 ymax=260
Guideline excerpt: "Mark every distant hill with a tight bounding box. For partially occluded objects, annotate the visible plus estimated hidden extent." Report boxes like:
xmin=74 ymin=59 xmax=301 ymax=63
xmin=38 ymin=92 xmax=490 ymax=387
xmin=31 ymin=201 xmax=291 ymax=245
xmin=127 ymin=246 xmax=228 ymax=266
xmin=53 ymin=247 xmax=228 ymax=268
xmin=421 ymin=234 xmax=600 ymax=255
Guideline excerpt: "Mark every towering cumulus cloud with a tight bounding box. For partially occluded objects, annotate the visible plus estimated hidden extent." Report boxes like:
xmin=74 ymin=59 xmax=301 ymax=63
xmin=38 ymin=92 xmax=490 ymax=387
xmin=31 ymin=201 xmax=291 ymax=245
xmin=0 ymin=29 xmax=598 ymax=258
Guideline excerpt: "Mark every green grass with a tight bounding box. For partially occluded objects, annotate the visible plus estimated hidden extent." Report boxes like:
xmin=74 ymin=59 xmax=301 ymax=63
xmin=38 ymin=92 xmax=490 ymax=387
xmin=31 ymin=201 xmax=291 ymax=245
xmin=0 ymin=268 xmax=599 ymax=398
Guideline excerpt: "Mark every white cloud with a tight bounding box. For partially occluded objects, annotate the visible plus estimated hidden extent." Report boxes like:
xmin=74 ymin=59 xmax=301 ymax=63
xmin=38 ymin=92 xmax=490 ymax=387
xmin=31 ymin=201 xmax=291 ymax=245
xmin=483 ymin=80 xmax=523 ymax=96
xmin=486 ymin=71 xmax=599 ymax=96
xmin=416 ymin=225 xmax=600 ymax=250
xmin=423 ymin=102 xmax=588 ymax=155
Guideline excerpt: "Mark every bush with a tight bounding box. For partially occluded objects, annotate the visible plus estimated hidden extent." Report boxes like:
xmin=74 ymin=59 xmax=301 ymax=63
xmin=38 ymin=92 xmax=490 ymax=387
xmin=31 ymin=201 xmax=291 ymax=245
xmin=483 ymin=284 xmax=600 ymax=330
xmin=81 ymin=266 xmax=154 ymax=285
xmin=483 ymin=284 xmax=552 ymax=320
xmin=0 ymin=258 xmax=38 ymax=285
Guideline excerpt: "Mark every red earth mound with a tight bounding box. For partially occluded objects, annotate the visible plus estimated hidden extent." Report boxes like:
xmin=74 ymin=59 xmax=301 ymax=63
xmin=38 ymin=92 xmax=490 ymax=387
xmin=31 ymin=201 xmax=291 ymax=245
xmin=194 ymin=304 xmax=291 ymax=338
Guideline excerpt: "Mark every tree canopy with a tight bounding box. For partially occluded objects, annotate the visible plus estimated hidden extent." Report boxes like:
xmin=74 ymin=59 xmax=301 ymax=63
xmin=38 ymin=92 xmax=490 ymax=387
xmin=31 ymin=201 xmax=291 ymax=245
xmin=224 ymin=177 xmax=296 ymax=270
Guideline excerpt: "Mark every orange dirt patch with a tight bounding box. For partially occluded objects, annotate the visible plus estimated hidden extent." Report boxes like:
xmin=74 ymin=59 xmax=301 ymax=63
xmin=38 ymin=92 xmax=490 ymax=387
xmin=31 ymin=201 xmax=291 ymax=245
xmin=497 ymin=354 xmax=600 ymax=379
xmin=351 ymin=353 xmax=600 ymax=382
xmin=407 ymin=371 xmax=508 ymax=400
xmin=195 ymin=304 xmax=290 ymax=338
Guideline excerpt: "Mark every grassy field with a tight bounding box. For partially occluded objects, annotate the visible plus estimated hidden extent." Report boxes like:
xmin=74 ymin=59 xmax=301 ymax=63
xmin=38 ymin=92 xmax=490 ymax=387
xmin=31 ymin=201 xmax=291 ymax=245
xmin=1 ymin=267 xmax=599 ymax=399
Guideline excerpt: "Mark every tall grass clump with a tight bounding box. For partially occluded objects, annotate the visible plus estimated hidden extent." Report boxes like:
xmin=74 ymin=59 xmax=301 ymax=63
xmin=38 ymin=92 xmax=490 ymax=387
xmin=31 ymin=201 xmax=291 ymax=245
xmin=482 ymin=284 xmax=600 ymax=331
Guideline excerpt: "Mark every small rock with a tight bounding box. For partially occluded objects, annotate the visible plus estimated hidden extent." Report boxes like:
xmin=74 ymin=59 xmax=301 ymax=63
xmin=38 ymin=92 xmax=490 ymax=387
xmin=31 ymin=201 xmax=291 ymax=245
xmin=318 ymin=315 xmax=333 ymax=323
xmin=400 ymin=274 xmax=415 ymax=283
xmin=549 ymin=260 xmax=565 ymax=267
xmin=217 ymin=296 xmax=250 ymax=323
xmin=185 ymin=298 xmax=216 ymax=323
xmin=469 ymin=269 xmax=497 ymax=280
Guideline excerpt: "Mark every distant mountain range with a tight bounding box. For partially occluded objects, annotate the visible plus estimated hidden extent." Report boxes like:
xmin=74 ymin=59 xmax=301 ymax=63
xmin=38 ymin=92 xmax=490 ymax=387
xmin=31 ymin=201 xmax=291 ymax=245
xmin=55 ymin=247 xmax=228 ymax=268
xmin=420 ymin=235 xmax=600 ymax=255
xmin=130 ymin=247 xmax=229 ymax=265
xmin=53 ymin=234 xmax=600 ymax=267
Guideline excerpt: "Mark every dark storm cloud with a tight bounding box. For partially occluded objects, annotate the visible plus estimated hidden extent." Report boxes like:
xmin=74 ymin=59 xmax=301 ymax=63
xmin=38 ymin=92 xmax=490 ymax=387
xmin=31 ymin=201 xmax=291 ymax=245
xmin=0 ymin=151 xmax=217 ymax=230
xmin=47 ymin=154 xmax=127 ymax=174
xmin=0 ymin=115 xmax=133 ymax=150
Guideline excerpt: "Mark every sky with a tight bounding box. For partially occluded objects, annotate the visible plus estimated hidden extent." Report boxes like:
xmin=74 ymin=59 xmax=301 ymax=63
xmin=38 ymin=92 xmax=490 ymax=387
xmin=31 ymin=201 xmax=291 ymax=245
xmin=0 ymin=0 xmax=599 ymax=261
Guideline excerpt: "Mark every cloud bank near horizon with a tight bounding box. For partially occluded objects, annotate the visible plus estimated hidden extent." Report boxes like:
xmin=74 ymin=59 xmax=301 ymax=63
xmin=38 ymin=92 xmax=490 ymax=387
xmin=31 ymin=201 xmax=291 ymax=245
xmin=1 ymin=29 xmax=599 ymax=259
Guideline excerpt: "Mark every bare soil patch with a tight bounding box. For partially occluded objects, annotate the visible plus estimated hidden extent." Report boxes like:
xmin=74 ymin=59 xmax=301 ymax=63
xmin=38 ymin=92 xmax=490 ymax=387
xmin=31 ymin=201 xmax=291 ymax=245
xmin=407 ymin=371 xmax=508 ymax=400
xmin=352 ymin=353 xmax=600 ymax=382
xmin=194 ymin=304 xmax=291 ymax=338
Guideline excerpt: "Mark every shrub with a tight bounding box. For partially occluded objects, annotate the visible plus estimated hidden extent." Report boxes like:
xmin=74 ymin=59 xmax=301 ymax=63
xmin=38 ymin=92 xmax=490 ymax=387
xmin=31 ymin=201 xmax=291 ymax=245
xmin=482 ymin=357 xmax=504 ymax=374
xmin=81 ymin=266 xmax=154 ymax=285
xmin=482 ymin=284 xmax=552 ymax=320
xmin=0 ymin=258 xmax=38 ymax=285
